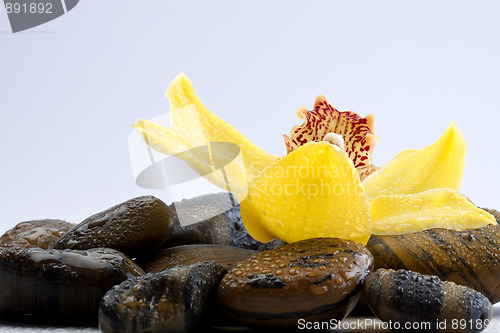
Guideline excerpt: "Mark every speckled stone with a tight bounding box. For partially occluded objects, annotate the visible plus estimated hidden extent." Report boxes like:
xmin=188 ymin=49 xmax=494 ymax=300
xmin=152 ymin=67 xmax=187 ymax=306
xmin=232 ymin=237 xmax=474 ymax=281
xmin=217 ymin=237 xmax=373 ymax=328
xmin=0 ymin=219 xmax=75 ymax=249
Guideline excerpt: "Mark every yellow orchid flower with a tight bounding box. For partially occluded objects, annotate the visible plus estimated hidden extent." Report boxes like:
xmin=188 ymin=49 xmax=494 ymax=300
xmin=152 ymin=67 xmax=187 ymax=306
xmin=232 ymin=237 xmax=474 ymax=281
xmin=133 ymin=73 xmax=496 ymax=246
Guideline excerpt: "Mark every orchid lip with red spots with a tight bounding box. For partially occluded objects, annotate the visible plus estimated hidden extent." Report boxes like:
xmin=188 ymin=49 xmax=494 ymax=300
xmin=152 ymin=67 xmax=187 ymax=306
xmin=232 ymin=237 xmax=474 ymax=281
xmin=283 ymin=95 xmax=379 ymax=180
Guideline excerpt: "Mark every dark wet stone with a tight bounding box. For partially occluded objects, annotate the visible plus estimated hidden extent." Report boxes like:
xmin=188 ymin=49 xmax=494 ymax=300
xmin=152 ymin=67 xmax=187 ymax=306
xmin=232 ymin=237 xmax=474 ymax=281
xmin=99 ymin=261 xmax=227 ymax=333
xmin=363 ymin=268 xmax=492 ymax=333
xmin=139 ymin=244 xmax=257 ymax=273
xmin=54 ymin=196 xmax=173 ymax=256
xmin=163 ymin=192 xmax=264 ymax=250
xmin=0 ymin=247 xmax=144 ymax=325
xmin=257 ymin=239 xmax=286 ymax=252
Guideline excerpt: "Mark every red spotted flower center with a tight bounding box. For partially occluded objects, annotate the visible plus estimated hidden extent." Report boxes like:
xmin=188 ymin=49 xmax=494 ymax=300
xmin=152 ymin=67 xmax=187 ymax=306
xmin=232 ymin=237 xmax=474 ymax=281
xmin=283 ymin=95 xmax=379 ymax=181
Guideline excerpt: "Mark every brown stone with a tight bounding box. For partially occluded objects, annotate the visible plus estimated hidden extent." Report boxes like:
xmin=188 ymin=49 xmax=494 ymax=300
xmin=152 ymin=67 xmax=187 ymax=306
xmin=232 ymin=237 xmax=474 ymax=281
xmin=54 ymin=196 xmax=173 ymax=256
xmin=217 ymin=237 xmax=373 ymax=328
xmin=366 ymin=221 xmax=500 ymax=304
xmin=0 ymin=219 xmax=75 ymax=249
xmin=140 ymin=244 xmax=257 ymax=273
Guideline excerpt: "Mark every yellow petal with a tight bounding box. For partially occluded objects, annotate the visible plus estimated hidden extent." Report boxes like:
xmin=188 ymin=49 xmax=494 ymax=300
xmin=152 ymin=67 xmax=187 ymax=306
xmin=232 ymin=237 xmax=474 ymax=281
xmin=370 ymin=188 xmax=496 ymax=235
xmin=240 ymin=141 xmax=372 ymax=245
xmin=133 ymin=73 xmax=278 ymax=197
xmin=362 ymin=122 xmax=466 ymax=198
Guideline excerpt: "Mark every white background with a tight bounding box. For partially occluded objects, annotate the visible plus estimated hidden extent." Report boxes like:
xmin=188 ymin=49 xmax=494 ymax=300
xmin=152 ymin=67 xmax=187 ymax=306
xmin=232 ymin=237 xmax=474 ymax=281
xmin=1 ymin=1 xmax=499 ymax=235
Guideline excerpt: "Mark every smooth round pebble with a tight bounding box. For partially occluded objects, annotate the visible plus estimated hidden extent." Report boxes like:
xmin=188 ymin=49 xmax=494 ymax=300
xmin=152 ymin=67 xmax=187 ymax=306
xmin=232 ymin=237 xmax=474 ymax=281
xmin=0 ymin=219 xmax=75 ymax=249
xmin=99 ymin=261 xmax=227 ymax=333
xmin=0 ymin=247 xmax=144 ymax=325
xmin=367 ymin=219 xmax=500 ymax=303
xmin=54 ymin=196 xmax=173 ymax=256
xmin=164 ymin=192 xmax=264 ymax=250
xmin=363 ymin=268 xmax=492 ymax=333
xmin=217 ymin=237 xmax=373 ymax=328
xmin=140 ymin=244 xmax=257 ymax=273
